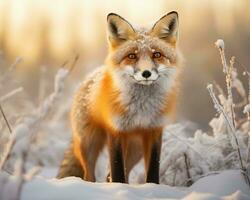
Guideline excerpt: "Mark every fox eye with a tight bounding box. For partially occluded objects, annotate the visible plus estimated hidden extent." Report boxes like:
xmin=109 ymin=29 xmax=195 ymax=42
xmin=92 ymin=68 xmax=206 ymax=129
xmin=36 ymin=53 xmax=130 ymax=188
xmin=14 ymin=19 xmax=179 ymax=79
xmin=153 ymin=52 xmax=161 ymax=58
xmin=127 ymin=53 xmax=137 ymax=59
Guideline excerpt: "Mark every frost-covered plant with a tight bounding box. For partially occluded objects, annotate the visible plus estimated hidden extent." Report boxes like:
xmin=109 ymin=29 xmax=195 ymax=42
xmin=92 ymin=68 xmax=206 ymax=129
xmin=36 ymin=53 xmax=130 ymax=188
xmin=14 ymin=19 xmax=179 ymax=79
xmin=0 ymin=67 xmax=69 ymax=169
xmin=0 ymin=56 xmax=76 ymax=199
xmin=160 ymin=123 xmax=248 ymax=186
xmin=207 ymin=39 xmax=249 ymax=184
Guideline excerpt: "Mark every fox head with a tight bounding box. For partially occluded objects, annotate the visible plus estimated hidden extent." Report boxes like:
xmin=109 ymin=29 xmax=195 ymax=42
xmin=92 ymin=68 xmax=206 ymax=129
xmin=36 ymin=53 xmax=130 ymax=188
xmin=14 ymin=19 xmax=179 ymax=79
xmin=106 ymin=11 xmax=182 ymax=88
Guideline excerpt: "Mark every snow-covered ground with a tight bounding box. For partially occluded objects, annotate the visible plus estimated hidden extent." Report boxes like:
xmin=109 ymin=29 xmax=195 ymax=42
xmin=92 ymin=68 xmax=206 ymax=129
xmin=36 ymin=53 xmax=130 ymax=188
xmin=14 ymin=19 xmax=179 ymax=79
xmin=21 ymin=170 xmax=250 ymax=200
xmin=0 ymin=169 xmax=249 ymax=200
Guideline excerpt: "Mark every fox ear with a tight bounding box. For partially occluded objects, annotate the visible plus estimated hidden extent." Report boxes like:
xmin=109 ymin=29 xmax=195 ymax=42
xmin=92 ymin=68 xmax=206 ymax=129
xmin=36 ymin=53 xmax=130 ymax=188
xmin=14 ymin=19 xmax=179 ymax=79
xmin=107 ymin=13 xmax=135 ymax=47
xmin=151 ymin=11 xmax=179 ymax=45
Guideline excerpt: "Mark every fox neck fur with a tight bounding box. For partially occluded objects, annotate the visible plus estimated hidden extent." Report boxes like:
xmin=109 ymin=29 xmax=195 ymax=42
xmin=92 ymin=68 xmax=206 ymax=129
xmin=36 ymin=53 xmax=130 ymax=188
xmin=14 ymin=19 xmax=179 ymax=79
xmin=89 ymin=67 xmax=178 ymax=133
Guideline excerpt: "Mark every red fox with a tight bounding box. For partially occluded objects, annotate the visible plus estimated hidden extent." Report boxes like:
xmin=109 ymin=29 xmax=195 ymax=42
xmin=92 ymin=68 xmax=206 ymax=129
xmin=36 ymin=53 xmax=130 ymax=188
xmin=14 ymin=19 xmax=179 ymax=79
xmin=57 ymin=11 xmax=182 ymax=184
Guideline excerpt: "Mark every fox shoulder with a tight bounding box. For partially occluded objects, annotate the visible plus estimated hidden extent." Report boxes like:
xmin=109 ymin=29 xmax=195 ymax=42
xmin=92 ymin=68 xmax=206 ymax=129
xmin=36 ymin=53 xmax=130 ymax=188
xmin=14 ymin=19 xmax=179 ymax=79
xmin=70 ymin=67 xmax=104 ymax=126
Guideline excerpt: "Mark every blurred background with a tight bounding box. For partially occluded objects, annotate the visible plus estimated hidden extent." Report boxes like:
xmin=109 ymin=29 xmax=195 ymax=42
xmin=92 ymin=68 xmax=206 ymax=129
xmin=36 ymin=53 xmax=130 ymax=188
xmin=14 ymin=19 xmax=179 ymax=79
xmin=0 ymin=0 xmax=249 ymax=130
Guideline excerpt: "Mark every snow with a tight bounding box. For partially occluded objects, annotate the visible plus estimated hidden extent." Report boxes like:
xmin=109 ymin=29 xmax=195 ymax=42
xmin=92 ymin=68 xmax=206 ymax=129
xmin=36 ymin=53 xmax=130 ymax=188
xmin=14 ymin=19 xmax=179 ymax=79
xmin=189 ymin=170 xmax=250 ymax=197
xmin=231 ymin=69 xmax=246 ymax=98
xmin=215 ymin=39 xmax=225 ymax=50
xmin=244 ymin=104 xmax=250 ymax=114
xmin=17 ymin=170 xmax=249 ymax=200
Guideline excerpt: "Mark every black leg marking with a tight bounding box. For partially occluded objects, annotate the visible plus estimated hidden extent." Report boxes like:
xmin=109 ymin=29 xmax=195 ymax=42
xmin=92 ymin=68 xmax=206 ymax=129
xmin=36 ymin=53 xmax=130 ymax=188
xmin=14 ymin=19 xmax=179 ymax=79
xmin=146 ymin=145 xmax=160 ymax=184
xmin=109 ymin=137 xmax=125 ymax=183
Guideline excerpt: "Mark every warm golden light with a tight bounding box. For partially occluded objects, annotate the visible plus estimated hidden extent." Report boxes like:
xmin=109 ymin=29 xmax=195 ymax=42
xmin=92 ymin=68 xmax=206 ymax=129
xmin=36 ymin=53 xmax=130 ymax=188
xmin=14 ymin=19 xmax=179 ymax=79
xmin=0 ymin=0 xmax=247 ymax=63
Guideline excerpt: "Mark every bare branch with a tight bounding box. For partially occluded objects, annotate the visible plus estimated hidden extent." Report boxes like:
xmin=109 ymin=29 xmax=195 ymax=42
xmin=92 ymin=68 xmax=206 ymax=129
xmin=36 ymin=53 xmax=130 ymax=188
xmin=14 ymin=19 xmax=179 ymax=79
xmin=0 ymin=136 xmax=15 ymax=170
xmin=68 ymin=54 xmax=79 ymax=73
xmin=0 ymin=103 xmax=12 ymax=134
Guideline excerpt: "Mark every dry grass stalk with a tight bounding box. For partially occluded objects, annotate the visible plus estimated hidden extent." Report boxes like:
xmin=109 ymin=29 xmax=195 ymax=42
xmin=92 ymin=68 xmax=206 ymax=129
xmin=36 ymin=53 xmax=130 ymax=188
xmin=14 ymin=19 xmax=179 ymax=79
xmin=184 ymin=153 xmax=193 ymax=186
xmin=0 ymin=103 xmax=12 ymax=134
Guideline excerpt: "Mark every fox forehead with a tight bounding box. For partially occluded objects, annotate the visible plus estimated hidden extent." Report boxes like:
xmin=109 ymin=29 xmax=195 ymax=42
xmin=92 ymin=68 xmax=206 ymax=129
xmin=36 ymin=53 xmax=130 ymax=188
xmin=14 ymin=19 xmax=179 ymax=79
xmin=109 ymin=29 xmax=178 ymax=65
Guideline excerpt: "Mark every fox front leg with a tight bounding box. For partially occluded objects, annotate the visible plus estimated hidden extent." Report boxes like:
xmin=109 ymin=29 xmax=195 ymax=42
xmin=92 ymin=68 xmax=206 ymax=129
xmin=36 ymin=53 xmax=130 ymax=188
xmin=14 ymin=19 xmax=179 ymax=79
xmin=146 ymin=143 xmax=161 ymax=183
xmin=143 ymin=132 xmax=162 ymax=184
xmin=107 ymin=134 xmax=125 ymax=183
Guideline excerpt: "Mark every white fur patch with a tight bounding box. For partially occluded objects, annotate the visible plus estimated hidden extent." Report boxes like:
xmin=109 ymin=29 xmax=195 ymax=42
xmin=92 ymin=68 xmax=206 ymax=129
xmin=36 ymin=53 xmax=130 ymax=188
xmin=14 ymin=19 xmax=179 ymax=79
xmin=110 ymin=64 xmax=178 ymax=132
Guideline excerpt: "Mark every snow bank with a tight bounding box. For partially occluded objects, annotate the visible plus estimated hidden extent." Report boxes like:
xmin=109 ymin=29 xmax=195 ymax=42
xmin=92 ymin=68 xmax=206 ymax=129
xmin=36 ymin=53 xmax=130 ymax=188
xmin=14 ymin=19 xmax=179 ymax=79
xmin=20 ymin=170 xmax=249 ymax=200
xmin=189 ymin=170 xmax=250 ymax=197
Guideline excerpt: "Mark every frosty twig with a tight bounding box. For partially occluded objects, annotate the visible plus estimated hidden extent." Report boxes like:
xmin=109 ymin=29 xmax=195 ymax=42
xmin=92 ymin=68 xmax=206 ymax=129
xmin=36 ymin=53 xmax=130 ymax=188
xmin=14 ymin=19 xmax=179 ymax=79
xmin=0 ymin=87 xmax=23 ymax=103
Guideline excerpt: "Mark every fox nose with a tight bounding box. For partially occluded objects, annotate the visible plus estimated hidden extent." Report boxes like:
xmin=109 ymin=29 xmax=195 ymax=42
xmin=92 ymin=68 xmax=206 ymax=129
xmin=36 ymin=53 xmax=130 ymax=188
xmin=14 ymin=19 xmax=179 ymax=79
xmin=142 ymin=70 xmax=151 ymax=78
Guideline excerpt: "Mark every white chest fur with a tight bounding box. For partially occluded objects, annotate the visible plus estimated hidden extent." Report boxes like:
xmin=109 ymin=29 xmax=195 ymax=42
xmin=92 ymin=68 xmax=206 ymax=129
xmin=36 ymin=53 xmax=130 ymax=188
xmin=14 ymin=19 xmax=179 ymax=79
xmin=109 ymin=64 xmax=178 ymax=132
xmin=112 ymin=80 xmax=169 ymax=131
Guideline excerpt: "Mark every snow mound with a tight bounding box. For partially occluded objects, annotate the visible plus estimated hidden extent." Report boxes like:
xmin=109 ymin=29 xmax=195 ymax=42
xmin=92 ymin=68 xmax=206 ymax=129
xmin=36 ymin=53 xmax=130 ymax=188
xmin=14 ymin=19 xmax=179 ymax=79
xmin=21 ymin=170 xmax=250 ymax=200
